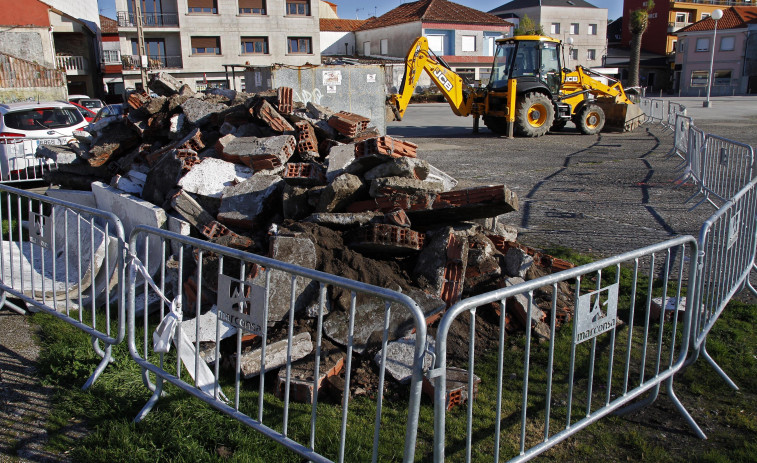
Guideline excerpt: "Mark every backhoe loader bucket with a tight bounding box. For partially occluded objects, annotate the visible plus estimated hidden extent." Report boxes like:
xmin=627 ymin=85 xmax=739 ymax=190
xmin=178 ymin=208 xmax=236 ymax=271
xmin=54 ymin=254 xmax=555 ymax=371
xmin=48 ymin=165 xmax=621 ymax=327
xmin=595 ymin=97 xmax=646 ymax=132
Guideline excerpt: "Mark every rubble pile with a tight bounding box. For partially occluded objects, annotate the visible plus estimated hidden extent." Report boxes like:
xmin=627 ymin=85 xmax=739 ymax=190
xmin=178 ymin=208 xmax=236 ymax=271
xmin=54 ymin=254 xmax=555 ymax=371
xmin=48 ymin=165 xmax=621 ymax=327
xmin=39 ymin=72 xmax=575 ymax=405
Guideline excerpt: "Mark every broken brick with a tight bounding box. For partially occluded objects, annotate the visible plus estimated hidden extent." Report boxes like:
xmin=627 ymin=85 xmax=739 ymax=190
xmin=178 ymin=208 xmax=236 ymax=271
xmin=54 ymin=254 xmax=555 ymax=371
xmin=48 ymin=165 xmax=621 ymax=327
xmin=283 ymin=162 xmax=326 ymax=187
xmin=422 ymin=367 xmax=481 ymax=411
xmin=327 ymin=111 xmax=370 ymax=137
xmin=277 ymin=87 xmax=293 ymax=115
xmin=253 ymin=99 xmax=294 ymax=132
xmin=295 ymin=121 xmax=318 ymax=154
xmin=347 ymin=223 xmax=424 ymax=254
xmin=355 ymin=136 xmax=417 ymax=159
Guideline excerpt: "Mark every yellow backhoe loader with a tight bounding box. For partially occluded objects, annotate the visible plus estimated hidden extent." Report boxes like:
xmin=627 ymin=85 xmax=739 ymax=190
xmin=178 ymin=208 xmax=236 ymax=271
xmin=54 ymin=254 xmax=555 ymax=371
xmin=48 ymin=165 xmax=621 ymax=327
xmin=388 ymin=35 xmax=645 ymax=137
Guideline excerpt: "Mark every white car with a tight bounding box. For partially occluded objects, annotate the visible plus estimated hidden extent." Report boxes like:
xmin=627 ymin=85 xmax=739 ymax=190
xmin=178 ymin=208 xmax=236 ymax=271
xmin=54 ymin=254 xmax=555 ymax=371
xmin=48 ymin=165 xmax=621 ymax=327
xmin=0 ymin=101 xmax=88 ymax=181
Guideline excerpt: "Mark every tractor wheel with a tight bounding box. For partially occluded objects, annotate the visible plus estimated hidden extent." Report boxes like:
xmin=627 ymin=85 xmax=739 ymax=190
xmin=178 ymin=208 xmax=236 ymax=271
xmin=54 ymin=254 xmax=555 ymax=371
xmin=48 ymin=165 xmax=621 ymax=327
xmin=550 ymin=119 xmax=568 ymax=132
xmin=483 ymin=115 xmax=508 ymax=134
xmin=576 ymin=104 xmax=606 ymax=135
xmin=515 ymin=92 xmax=554 ymax=137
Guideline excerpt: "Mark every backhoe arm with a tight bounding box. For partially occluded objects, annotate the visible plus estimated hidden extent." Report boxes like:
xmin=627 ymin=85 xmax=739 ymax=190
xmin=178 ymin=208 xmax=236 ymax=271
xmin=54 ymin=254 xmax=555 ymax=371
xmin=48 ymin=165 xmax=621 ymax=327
xmin=389 ymin=36 xmax=473 ymax=120
xmin=569 ymin=66 xmax=634 ymax=104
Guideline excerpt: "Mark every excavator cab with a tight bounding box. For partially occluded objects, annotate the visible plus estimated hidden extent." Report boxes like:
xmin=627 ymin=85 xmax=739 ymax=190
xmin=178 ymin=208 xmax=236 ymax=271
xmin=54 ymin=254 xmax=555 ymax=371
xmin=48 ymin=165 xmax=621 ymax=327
xmin=489 ymin=36 xmax=562 ymax=95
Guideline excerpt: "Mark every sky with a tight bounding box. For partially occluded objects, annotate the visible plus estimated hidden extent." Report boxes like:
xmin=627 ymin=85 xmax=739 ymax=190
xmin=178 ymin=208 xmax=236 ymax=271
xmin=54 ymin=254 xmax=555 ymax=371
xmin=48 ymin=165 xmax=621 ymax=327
xmin=96 ymin=0 xmax=624 ymax=22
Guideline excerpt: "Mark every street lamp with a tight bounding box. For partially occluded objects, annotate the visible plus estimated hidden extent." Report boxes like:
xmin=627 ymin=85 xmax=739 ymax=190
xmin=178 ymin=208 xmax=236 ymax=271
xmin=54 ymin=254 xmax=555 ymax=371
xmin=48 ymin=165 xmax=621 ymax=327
xmin=703 ymin=8 xmax=723 ymax=108
xmin=566 ymin=37 xmax=574 ymax=68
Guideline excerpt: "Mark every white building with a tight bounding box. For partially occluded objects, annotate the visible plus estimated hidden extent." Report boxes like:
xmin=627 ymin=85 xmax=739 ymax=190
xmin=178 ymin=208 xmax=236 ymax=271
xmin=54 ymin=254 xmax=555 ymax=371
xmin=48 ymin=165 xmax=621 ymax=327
xmin=354 ymin=0 xmax=513 ymax=86
xmin=489 ymin=0 xmax=608 ymax=70
xmin=115 ymin=0 xmax=322 ymax=92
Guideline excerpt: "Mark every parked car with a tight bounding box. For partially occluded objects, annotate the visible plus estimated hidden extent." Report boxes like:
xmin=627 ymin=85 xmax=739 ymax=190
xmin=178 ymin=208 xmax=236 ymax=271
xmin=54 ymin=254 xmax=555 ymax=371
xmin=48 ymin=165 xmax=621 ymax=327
xmin=92 ymin=103 xmax=125 ymax=123
xmin=78 ymin=98 xmax=105 ymax=111
xmin=67 ymin=101 xmax=97 ymax=122
xmin=0 ymin=101 xmax=88 ymax=181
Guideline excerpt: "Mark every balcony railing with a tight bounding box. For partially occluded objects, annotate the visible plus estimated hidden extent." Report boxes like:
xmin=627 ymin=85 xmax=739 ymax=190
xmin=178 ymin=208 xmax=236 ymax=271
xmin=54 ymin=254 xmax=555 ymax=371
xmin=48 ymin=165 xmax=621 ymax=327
xmin=55 ymin=55 xmax=88 ymax=72
xmin=668 ymin=21 xmax=692 ymax=32
xmin=117 ymin=11 xmax=179 ymax=27
xmin=122 ymin=55 xmax=182 ymax=70
xmin=674 ymin=0 xmax=754 ymax=5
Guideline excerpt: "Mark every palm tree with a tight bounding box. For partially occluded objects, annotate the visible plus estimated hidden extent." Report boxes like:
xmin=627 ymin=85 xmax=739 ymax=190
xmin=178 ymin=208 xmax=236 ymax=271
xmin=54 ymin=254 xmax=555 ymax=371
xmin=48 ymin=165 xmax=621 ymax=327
xmin=628 ymin=1 xmax=655 ymax=88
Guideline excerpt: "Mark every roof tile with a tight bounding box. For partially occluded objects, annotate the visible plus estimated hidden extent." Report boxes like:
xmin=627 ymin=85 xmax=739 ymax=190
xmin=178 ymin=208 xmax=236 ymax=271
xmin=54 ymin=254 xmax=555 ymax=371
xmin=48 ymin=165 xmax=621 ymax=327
xmin=678 ymin=6 xmax=757 ymax=33
xmin=358 ymin=0 xmax=511 ymax=31
xmin=321 ymin=18 xmax=367 ymax=31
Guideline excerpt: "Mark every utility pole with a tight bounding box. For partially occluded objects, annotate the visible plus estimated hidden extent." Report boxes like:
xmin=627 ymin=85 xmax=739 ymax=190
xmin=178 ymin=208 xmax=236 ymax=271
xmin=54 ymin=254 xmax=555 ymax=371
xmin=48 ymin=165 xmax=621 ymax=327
xmin=133 ymin=0 xmax=148 ymax=90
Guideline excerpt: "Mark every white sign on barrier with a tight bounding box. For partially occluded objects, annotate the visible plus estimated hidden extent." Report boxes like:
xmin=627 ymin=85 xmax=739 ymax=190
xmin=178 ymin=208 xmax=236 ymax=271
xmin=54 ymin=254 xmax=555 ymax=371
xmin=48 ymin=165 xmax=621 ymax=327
xmin=575 ymin=283 xmax=618 ymax=343
xmin=216 ymin=274 xmax=266 ymax=335
xmin=29 ymin=211 xmax=52 ymax=249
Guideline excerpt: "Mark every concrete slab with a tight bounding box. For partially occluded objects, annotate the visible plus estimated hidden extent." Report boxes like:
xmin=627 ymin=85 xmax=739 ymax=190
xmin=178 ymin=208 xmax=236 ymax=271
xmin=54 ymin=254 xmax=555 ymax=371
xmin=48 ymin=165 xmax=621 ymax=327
xmin=374 ymin=335 xmax=435 ymax=384
xmin=217 ymin=174 xmax=284 ymax=229
xmin=178 ymin=157 xmax=254 ymax=199
xmin=325 ymin=143 xmax=356 ymax=182
xmin=240 ymin=332 xmax=313 ymax=379
xmin=44 ymin=189 xmax=97 ymax=209
xmin=180 ymin=305 xmax=237 ymax=344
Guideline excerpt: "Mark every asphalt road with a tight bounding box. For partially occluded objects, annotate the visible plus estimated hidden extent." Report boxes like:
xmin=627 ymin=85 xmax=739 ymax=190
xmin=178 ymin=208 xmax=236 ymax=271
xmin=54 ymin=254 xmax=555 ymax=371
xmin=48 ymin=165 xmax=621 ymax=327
xmin=387 ymin=97 xmax=757 ymax=257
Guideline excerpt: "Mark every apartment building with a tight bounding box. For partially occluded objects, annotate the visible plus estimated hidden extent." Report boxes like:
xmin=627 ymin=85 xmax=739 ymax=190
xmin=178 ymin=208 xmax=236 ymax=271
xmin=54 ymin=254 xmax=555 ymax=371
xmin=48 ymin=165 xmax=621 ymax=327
xmin=355 ymin=0 xmax=513 ymax=86
xmin=489 ymin=0 xmax=608 ymax=70
xmin=622 ymin=0 xmax=747 ymax=56
xmin=115 ymin=0 xmax=321 ymax=92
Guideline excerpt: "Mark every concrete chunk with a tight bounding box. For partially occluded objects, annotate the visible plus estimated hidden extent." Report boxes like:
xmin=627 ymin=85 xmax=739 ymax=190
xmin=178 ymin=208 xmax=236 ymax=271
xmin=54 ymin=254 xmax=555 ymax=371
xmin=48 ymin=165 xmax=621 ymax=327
xmin=181 ymin=97 xmax=227 ymax=126
xmin=504 ymin=247 xmax=534 ymax=279
xmin=240 ymin=332 xmax=313 ymax=379
xmin=250 ymin=235 xmax=318 ymax=323
xmin=149 ymin=71 xmax=183 ymax=96
xmin=325 ymin=143 xmax=355 ymax=182
xmin=369 ymin=177 xmax=443 ymax=198
xmin=181 ymin=305 xmax=237 ymax=344
xmin=218 ymin=135 xmax=295 ymax=172
xmin=427 ymin=164 xmax=458 ymax=192
xmin=217 ymin=174 xmax=284 ymax=229
xmin=35 ymin=144 xmax=78 ymax=164
xmin=363 ymin=157 xmax=430 ymax=181
xmin=317 ymin=173 xmax=364 ymax=213
xmin=375 ymin=335 xmax=435 ymax=384
xmin=178 ymin=157 xmax=254 ymax=198
xmin=414 ymin=227 xmax=468 ymax=307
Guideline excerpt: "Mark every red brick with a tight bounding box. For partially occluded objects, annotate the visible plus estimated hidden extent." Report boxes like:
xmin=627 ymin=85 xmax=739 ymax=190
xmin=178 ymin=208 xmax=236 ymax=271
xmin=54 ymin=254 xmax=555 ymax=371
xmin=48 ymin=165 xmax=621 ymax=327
xmin=277 ymin=87 xmax=293 ymax=115
xmin=253 ymin=99 xmax=294 ymax=132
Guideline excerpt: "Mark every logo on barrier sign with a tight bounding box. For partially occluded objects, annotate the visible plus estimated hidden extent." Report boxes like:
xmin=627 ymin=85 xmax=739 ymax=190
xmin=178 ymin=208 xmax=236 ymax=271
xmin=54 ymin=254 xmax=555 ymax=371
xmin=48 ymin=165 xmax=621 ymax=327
xmin=719 ymin=147 xmax=728 ymax=166
xmin=728 ymin=210 xmax=741 ymax=250
xmin=29 ymin=211 xmax=52 ymax=249
xmin=217 ymin=274 xmax=266 ymax=335
xmin=575 ymin=283 xmax=618 ymax=344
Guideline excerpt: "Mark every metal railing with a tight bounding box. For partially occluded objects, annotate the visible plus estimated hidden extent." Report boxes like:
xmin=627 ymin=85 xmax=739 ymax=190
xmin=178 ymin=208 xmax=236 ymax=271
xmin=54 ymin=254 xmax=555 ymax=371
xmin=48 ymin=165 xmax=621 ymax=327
xmin=430 ymin=236 xmax=701 ymax=462
xmin=0 ymin=184 xmax=125 ymax=389
xmin=685 ymin=177 xmax=757 ymax=394
xmin=126 ymin=225 xmax=429 ymax=462
xmin=117 ymin=11 xmax=179 ymax=27
xmin=121 ymin=54 xmax=183 ymax=71
xmin=55 ymin=55 xmax=88 ymax=72
xmin=0 ymin=135 xmax=68 ymax=183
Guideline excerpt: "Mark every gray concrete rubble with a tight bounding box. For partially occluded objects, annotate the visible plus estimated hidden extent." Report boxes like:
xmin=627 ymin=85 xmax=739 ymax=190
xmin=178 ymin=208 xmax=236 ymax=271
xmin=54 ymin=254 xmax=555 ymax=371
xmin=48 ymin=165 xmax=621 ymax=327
xmin=217 ymin=174 xmax=283 ymax=229
xmin=317 ymin=173 xmax=364 ymax=212
xmin=181 ymin=305 xmax=237 ymax=344
xmin=240 ymin=332 xmax=313 ymax=379
xmin=35 ymin=144 xmax=78 ymax=164
xmin=35 ymin=83 xmax=577 ymax=391
xmin=363 ymin=157 xmax=430 ymax=181
xmin=505 ymin=277 xmax=551 ymax=340
xmin=375 ymin=335 xmax=435 ymax=383
xmin=178 ymin=158 xmax=254 ymax=198
xmin=250 ymin=235 xmax=318 ymax=324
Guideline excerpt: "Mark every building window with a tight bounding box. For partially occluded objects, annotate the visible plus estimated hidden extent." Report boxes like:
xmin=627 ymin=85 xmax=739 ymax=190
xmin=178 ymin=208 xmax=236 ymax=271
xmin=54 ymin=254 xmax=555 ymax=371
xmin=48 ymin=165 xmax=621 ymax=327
xmin=287 ymin=37 xmax=312 ymax=54
xmin=363 ymin=41 xmax=370 ymax=55
xmin=588 ymin=24 xmax=597 ymax=35
xmin=720 ymin=36 xmax=735 ymax=51
xmin=241 ymin=37 xmax=268 ymax=54
xmin=714 ymin=70 xmax=732 ymax=86
xmin=427 ymin=35 xmax=444 ymax=54
xmin=196 ymin=80 xmax=229 ymax=91
xmin=461 ymin=35 xmax=476 ymax=52
xmin=671 ymin=40 xmax=677 ymax=52
xmin=238 ymin=0 xmax=266 ymax=14
xmin=570 ymin=48 xmax=578 ymax=60
xmin=695 ymin=37 xmax=709 ymax=52
xmin=286 ymin=0 xmax=310 ymax=16
xmin=676 ymin=12 xmax=688 ymax=23
xmin=691 ymin=70 xmax=709 ymax=86
xmin=102 ymin=50 xmax=121 ymax=63
xmin=455 ymin=68 xmax=475 ymax=83
xmin=587 ymin=49 xmax=596 ymax=60
xmin=679 ymin=39 xmax=685 ymax=52
xmin=380 ymin=38 xmax=389 ymax=55
xmin=191 ymin=37 xmax=221 ymax=54
xmin=701 ymin=12 xmax=710 ymax=20
xmin=550 ymin=23 xmax=560 ymax=34
xmin=570 ymin=23 xmax=579 ymax=34
xmin=188 ymin=0 xmax=217 ymax=14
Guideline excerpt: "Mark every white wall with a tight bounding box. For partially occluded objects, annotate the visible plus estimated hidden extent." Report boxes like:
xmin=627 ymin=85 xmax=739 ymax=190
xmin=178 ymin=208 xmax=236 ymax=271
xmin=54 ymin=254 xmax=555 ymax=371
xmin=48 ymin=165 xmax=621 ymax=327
xmin=355 ymin=22 xmax=423 ymax=58
xmin=45 ymin=0 xmax=101 ymax=32
xmin=321 ymin=31 xmax=356 ymax=55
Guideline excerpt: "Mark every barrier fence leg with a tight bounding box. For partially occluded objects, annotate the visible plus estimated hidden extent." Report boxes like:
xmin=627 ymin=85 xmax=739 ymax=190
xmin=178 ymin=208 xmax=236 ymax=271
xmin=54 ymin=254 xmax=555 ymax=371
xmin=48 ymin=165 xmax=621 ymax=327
xmin=747 ymin=266 xmax=757 ymax=296
xmin=700 ymin=339 xmax=739 ymax=390
xmin=83 ymin=342 xmax=113 ymax=391
xmin=666 ymin=376 xmax=707 ymax=439
xmin=0 ymin=290 xmax=27 ymax=315
xmin=134 ymin=375 xmax=164 ymax=423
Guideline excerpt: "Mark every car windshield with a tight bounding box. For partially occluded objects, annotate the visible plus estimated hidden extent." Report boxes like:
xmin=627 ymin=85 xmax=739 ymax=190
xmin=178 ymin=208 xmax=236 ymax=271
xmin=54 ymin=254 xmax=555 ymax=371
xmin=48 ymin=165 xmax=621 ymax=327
xmin=80 ymin=99 xmax=103 ymax=109
xmin=3 ymin=107 xmax=84 ymax=130
xmin=93 ymin=104 xmax=124 ymax=122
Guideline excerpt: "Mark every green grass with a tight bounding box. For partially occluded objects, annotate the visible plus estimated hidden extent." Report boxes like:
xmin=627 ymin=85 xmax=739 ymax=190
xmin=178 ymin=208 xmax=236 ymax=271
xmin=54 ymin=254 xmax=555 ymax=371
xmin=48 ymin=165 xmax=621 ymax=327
xmin=27 ymin=249 xmax=757 ymax=462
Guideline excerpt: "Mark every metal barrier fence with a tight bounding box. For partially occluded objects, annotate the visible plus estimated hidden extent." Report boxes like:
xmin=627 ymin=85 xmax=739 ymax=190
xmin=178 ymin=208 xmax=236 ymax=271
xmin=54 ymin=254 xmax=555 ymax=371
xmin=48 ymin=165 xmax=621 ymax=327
xmin=0 ymin=135 xmax=64 ymax=183
xmin=649 ymin=99 xmax=667 ymax=124
xmin=430 ymin=236 xmax=700 ymax=462
xmin=669 ymin=113 xmax=693 ymax=162
xmin=694 ymin=134 xmax=755 ymax=209
xmin=126 ymin=225 xmax=428 ymax=463
xmin=0 ymin=184 xmax=125 ymax=389
xmin=665 ymin=101 xmax=687 ymax=131
xmin=685 ymin=177 xmax=757 ymax=398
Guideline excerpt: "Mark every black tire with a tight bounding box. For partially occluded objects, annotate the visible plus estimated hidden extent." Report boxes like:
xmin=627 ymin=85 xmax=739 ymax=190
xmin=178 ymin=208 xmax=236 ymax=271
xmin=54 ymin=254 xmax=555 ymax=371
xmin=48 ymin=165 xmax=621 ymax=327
xmin=550 ymin=119 xmax=568 ymax=132
xmin=483 ymin=115 xmax=508 ymax=134
xmin=514 ymin=92 xmax=555 ymax=137
xmin=576 ymin=104 xmax=606 ymax=135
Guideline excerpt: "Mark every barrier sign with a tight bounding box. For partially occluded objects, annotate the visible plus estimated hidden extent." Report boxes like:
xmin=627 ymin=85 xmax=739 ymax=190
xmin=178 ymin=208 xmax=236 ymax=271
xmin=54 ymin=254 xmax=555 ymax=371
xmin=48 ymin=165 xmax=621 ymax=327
xmin=29 ymin=211 xmax=52 ymax=249
xmin=216 ymin=274 xmax=266 ymax=335
xmin=575 ymin=283 xmax=618 ymax=344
